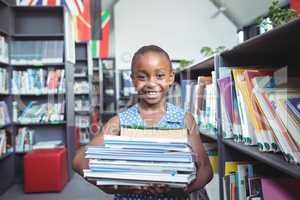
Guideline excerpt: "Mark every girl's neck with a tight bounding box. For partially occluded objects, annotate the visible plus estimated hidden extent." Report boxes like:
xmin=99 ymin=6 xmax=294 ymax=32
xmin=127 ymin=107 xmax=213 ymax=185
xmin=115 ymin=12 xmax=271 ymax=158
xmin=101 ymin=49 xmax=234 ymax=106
xmin=137 ymin=99 xmax=167 ymax=126
xmin=138 ymin=99 xmax=166 ymax=112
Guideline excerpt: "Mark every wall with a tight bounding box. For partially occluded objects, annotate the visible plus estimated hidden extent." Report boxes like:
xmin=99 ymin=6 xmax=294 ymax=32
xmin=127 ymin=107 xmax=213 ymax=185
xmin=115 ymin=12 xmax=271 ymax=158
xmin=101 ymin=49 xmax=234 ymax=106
xmin=114 ymin=0 xmax=238 ymax=69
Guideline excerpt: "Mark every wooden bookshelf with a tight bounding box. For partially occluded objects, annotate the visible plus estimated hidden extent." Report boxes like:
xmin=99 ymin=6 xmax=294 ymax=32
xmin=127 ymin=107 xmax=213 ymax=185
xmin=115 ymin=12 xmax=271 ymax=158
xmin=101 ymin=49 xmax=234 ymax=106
xmin=215 ymin=17 xmax=300 ymax=200
xmin=173 ymin=17 xmax=300 ymax=200
xmin=74 ymin=42 xmax=93 ymax=145
xmin=199 ymin=128 xmax=218 ymax=141
xmin=222 ymin=139 xmax=300 ymax=179
xmin=0 ymin=1 xmax=14 ymax=194
xmin=100 ymin=57 xmax=117 ymax=124
xmin=2 ymin=5 xmax=75 ymax=189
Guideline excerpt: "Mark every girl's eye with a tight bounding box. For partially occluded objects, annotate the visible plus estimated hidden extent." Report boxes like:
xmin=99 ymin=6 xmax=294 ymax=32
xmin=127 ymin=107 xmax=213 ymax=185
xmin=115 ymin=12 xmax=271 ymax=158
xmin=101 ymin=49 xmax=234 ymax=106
xmin=156 ymin=74 xmax=165 ymax=79
xmin=137 ymin=75 xmax=147 ymax=80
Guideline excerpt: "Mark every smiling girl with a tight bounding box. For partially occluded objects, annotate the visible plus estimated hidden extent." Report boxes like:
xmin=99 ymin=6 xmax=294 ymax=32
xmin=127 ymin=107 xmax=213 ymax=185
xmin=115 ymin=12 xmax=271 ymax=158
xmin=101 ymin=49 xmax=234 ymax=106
xmin=72 ymin=45 xmax=213 ymax=200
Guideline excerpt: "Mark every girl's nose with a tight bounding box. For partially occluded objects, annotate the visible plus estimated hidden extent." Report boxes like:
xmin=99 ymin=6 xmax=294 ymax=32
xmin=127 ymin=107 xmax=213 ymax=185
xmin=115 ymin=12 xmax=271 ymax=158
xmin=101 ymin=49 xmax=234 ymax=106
xmin=145 ymin=76 xmax=158 ymax=87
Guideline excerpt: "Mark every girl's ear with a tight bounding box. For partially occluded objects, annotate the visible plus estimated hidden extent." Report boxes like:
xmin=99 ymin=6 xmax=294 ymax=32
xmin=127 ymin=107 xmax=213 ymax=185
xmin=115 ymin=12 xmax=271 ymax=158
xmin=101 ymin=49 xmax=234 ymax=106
xmin=169 ymin=70 xmax=175 ymax=86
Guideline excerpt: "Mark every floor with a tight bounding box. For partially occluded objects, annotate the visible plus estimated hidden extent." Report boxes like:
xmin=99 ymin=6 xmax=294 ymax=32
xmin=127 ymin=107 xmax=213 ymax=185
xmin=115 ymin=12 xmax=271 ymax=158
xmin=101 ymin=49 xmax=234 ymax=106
xmin=0 ymin=173 xmax=219 ymax=200
xmin=0 ymin=173 xmax=114 ymax=200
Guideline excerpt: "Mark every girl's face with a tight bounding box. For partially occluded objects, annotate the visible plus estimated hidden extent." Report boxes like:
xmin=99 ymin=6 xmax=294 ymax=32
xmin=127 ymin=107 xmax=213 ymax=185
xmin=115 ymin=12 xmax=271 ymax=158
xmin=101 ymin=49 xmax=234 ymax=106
xmin=131 ymin=52 xmax=175 ymax=106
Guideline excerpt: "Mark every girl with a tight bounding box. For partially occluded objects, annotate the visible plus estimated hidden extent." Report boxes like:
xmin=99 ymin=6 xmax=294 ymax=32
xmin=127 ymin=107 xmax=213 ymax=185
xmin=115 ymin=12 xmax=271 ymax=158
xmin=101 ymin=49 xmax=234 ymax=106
xmin=73 ymin=45 xmax=213 ymax=200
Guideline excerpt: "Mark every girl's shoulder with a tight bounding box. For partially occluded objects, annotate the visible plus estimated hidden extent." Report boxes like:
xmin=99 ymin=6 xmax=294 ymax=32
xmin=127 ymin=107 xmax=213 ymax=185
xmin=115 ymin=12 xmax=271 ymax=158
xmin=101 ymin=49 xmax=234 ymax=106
xmin=118 ymin=104 xmax=142 ymax=127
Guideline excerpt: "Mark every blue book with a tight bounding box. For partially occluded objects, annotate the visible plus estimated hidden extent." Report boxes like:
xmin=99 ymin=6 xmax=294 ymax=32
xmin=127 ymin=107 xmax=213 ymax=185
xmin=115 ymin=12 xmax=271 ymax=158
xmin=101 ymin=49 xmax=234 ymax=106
xmin=286 ymin=97 xmax=300 ymax=123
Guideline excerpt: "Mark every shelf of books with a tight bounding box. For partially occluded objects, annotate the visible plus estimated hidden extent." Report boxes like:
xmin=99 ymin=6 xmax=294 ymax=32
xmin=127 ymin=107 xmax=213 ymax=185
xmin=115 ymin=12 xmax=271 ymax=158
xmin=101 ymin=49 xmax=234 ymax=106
xmin=217 ymin=17 xmax=300 ymax=200
xmin=172 ymin=56 xmax=218 ymax=141
xmin=101 ymin=58 xmax=117 ymax=124
xmin=74 ymin=42 xmax=93 ymax=147
xmin=0 ymin=1 xmax=15 ymax=194
xmin=117 ymin=69 xmax=137 ymax=112
xmin=91 ymin=58 xmax=102 ymax=133
xmin=172 ymin=56 xmax=220 ymax=196
xmin=8 ymin=5 xmax=75 ymax=184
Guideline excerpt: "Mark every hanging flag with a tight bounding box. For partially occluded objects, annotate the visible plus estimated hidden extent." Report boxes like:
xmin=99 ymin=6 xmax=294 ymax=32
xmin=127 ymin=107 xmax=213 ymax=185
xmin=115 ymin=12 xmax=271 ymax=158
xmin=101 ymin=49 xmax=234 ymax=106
xmin=100 ymin=10 xmax=111 ymax=58
xmin=75 ymin=0 xmax=84 ymax=13
xmin=75 ymin=0 xmax=91 ymax=41
xmin=91 ymin=40 xmax=100 ymax=58
xmin=64 ymin=0 xmax=79 ymax=15
xmin=17 ymin=0 xmax=31 ymax=5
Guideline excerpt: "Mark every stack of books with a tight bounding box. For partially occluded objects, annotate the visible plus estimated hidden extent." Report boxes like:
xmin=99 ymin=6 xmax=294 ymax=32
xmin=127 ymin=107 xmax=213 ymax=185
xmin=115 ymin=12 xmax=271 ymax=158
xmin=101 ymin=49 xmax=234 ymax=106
xmin=83 ymin=132 xmax=196 ymax=188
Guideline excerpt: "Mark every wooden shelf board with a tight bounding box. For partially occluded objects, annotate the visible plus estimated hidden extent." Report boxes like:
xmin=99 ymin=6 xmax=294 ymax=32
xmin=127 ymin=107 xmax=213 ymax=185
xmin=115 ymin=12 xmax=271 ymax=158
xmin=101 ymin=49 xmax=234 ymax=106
xmin=222 ymin=139 xmax=300 ymax=178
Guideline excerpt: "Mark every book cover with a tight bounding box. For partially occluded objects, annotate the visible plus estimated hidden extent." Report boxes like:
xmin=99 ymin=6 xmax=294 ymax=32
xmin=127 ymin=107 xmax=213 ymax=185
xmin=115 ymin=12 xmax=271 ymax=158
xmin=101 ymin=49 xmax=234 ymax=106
xmin=261 ymin=178 xmax=300 ymax=200
xmin=244 ymin=69 xmax=276 ymax=152
xmin=286 ymin=97 xmax=300 ymax=123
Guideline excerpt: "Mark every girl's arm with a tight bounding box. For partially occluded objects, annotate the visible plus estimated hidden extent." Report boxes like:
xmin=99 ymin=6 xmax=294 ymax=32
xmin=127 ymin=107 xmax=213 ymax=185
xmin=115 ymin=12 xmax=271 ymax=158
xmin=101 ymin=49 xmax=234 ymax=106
xmin=185 ymin=112 xmax=213 ymax=193
xmin=72 ymin=116 xmax=146 ymax=195
xmin=72 ymin=116 xmax=121 ymax=194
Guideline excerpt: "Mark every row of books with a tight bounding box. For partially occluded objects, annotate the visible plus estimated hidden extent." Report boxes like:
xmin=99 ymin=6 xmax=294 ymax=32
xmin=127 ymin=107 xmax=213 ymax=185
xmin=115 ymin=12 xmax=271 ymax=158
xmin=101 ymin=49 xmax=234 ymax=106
xmin=92 ymin=85 xmax=100 ymax=96
xmin=0 ymin=130 xmax=12 ymax=157
xmin=12 ymin=69 xmax=65 ymax=94
xmin=223 ymin=161 xmax=300 ymax=200
xmin=92 ymin=73 xmax=99 ymax=82
xmin=79 ymin=128 xmax=90 ymax=145
xmin=120 ymin=70 xmax=136 ymax=97
xmin=74 ymin=64 xmax=88 ymax=77
xmin=218 ymin=67 xmax=300 ymax=163
xmin=84 ymin=133 xmax=196 ymax=188
xmin=10 ymin=40 xmax=64 ymax=65
xmin=13 ymin=100 xmax=65 ymax=124
xmin=197 ymin=73 xmax=217 ymax=130
xmin=15 ymin=127 xmax=63 ymax=152
xmin=0 ymin=101 xmax=10 ymax=126
xmin=91 ymin=93 xmax=100 ymax=107
xmin=75 ymin=115 xmax=90 ymax=128
xmin=168 ymin=72 xmax=218 ymax=132
xmin=74 ymin=81 xmax=89 ymax=94
xmin=0 ymin=35 xmax=9 ymax=64
xmin=167 ymin=83 xmax=181 ymax=107
xmin=75 ymin=96 xmax=90 ymax=112
xmin=0 ymin=68 xmax=8 ymax=93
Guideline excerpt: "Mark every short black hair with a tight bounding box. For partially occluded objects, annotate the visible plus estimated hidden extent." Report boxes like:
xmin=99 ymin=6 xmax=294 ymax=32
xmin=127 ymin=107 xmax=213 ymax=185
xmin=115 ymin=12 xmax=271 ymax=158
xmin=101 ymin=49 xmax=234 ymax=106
xmin=131 ymin=45 xmax=172 ymax=72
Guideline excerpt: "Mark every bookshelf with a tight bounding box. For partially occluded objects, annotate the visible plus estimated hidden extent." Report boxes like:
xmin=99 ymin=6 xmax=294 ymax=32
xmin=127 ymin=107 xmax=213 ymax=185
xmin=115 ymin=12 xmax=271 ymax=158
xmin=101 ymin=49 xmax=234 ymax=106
xmin=216 ymin=17 xmax=300 ymax=200
xmin=0 ymin=5 xmax=76 ymax=190
xmin=0 ymin=0 xmax=14 ymax=194
xmin=117 ymin=69 xmax=137 ymax=112
xmin=174 ymin=56 xmax=217 ymax=142
xmin=100 ymin=57 xmax=117 ymax=124
xmin=74 ymin=42 xmax=93 ymax=146
xmin=174 ymin=17 xmax=300 ymax=199
xmin=91 ymin=58 xmax=102 ymax=132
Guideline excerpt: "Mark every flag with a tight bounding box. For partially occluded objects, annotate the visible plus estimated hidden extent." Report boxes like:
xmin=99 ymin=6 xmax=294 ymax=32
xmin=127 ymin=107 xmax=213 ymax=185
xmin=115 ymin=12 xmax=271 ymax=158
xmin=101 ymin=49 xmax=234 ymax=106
xmin=75 ymin=0 xmax=84 ymax=13
xmin=100 ymin=10 xmax=110 ymax=58
xmin=75 ymin=0 xmax=91 ymax=41
xmin=91 ymin=40 xmax=100 ymax=58
xmin=64 ymin=0 xmax=79 ymax=15
xmin=17 ymin=0 xmax=63 ymax=6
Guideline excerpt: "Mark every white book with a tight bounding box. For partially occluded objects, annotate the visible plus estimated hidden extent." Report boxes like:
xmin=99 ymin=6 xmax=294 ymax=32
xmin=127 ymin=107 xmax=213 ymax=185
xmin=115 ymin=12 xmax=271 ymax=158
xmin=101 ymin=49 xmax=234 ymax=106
xmin=83 ymin=169 xmax=196 ymax=184
xmin=104 ymin=134 xmax=189 ymax=145
xmin=89 ymin=159 xmax=196 ymax=170
xmin=237 ymin=164 xmax=248 ymax=200
xmin=236 ymin=89 xmax=256 ymax=145
xmin=95 ymin=179 xmax=187 ymax=188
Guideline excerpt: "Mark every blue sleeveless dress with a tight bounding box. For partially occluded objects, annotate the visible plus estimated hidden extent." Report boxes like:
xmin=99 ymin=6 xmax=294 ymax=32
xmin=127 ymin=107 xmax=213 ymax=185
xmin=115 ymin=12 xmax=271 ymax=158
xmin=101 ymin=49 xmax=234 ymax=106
xmin=116 ymin=103 xmax=190 ymax=200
